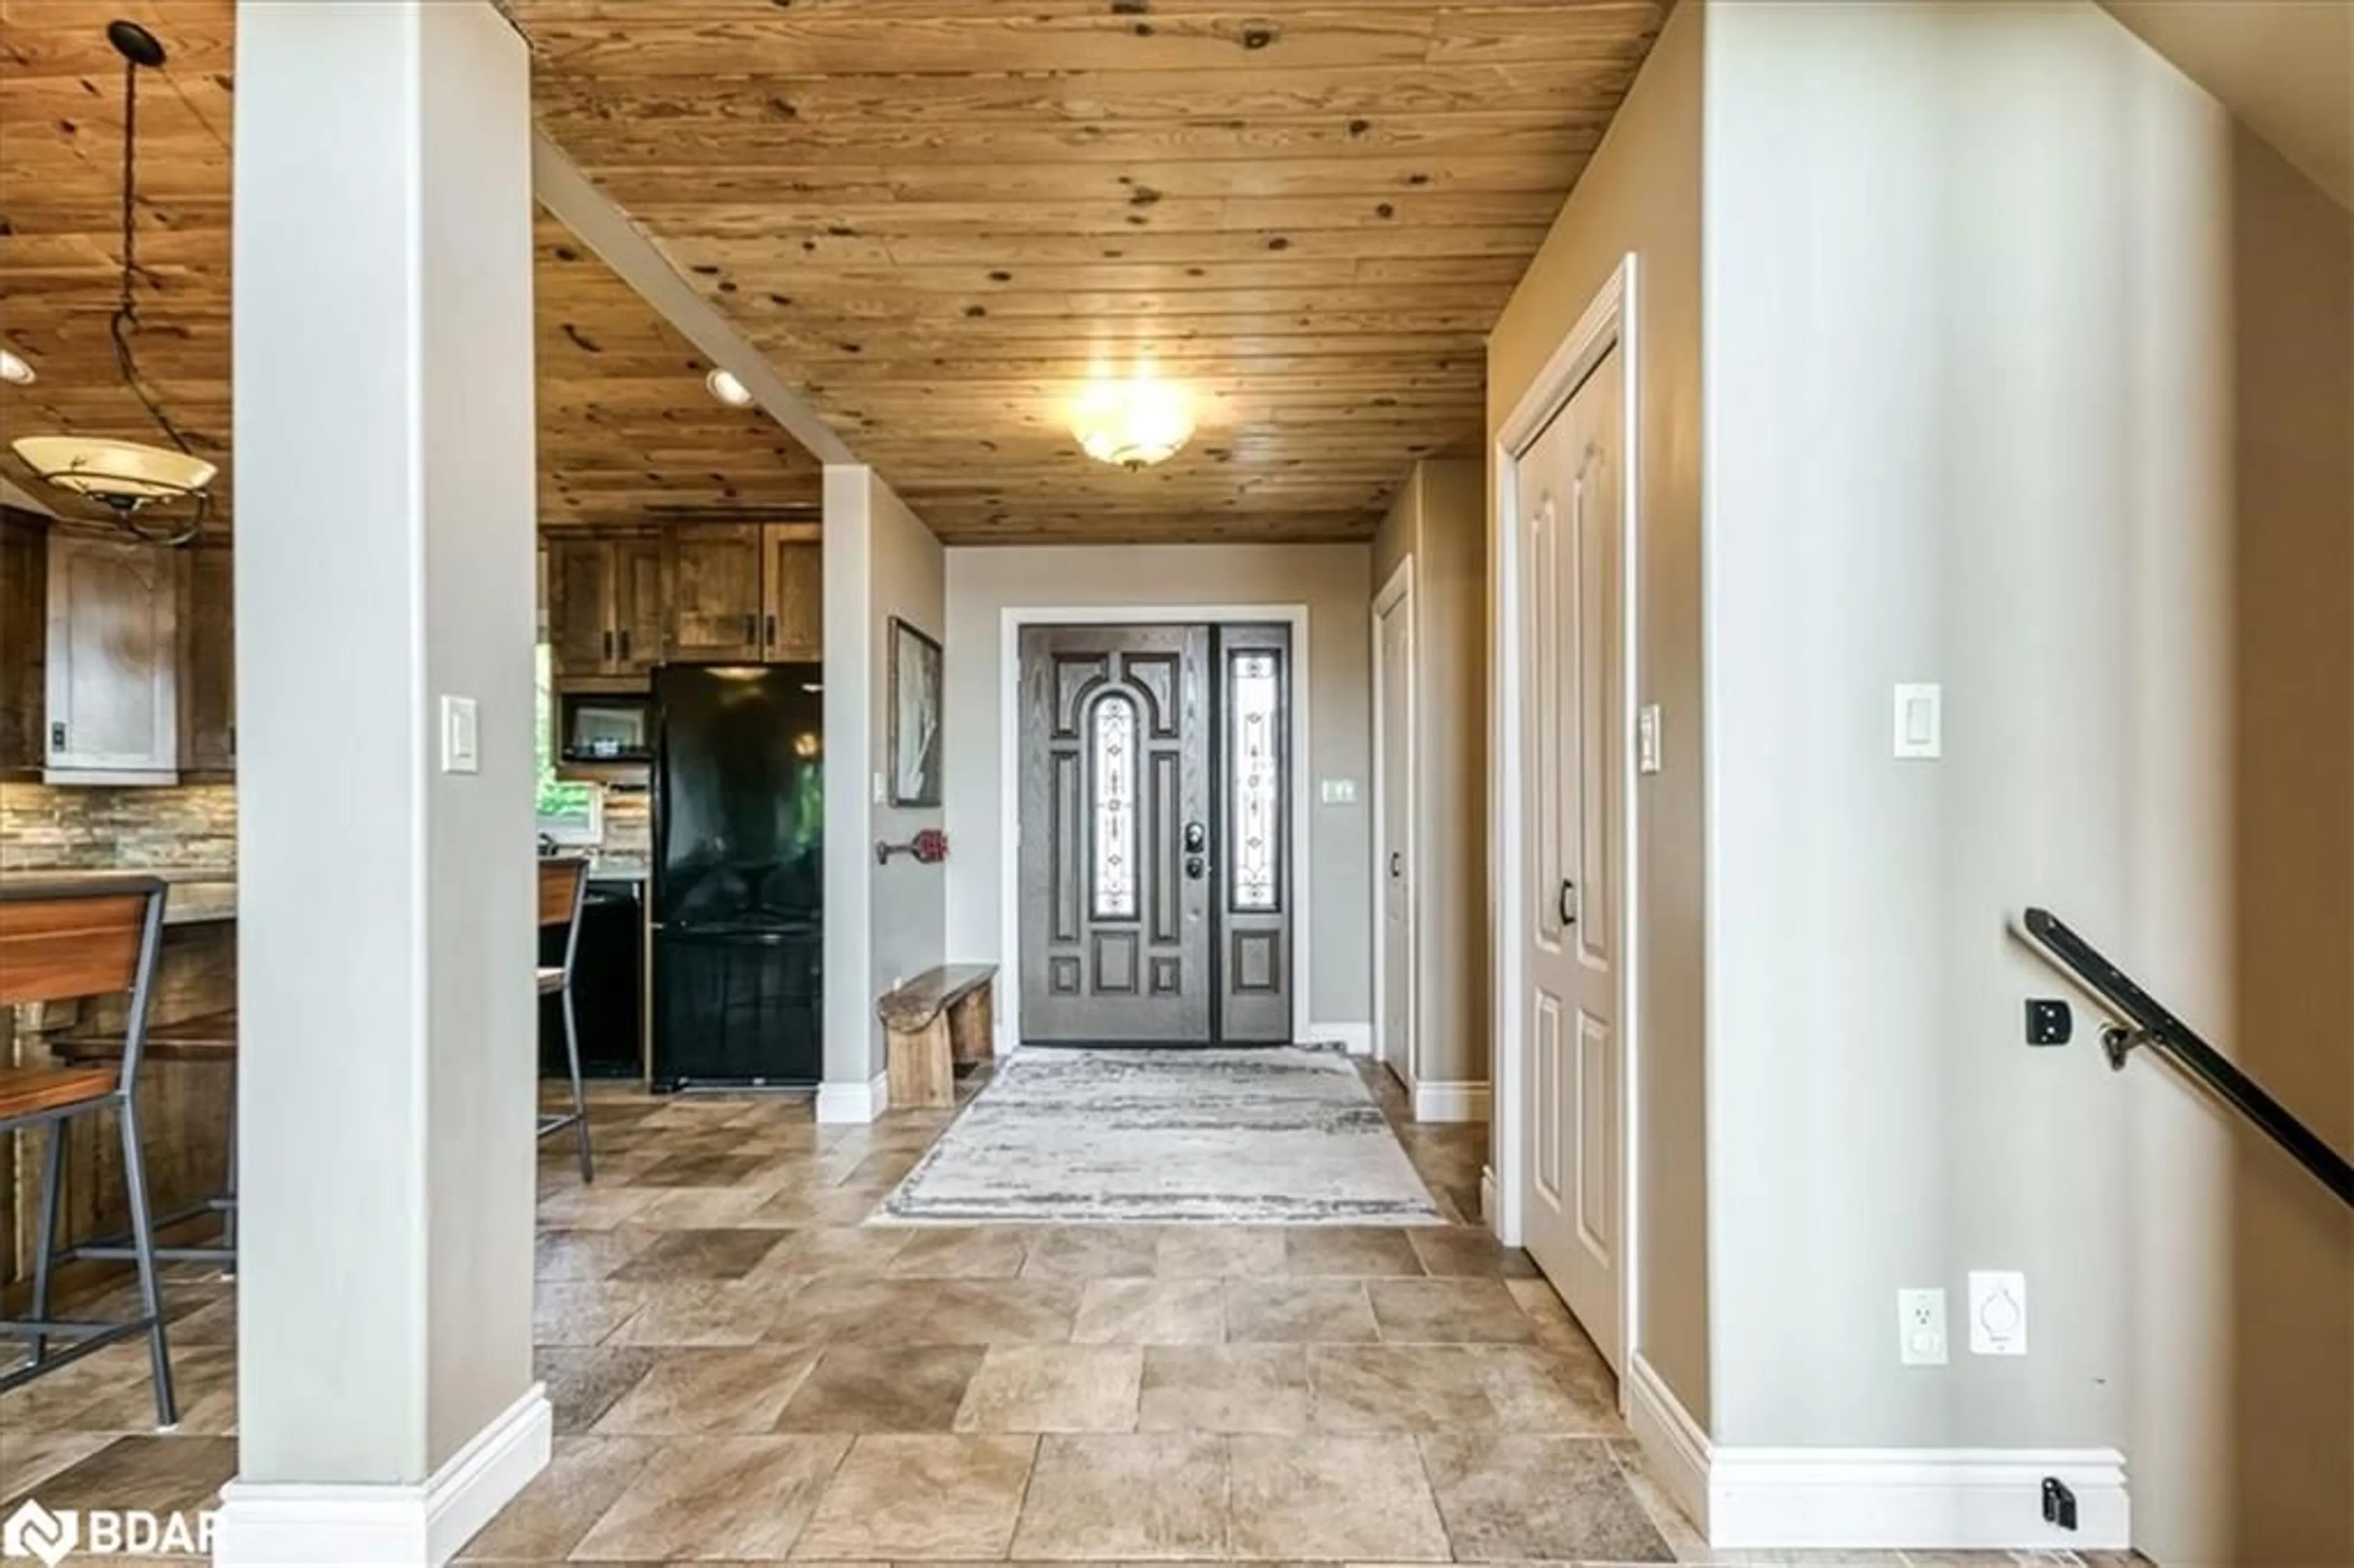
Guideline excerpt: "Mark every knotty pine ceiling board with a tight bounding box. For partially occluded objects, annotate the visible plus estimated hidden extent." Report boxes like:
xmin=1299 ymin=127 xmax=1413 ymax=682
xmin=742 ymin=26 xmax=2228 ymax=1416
xmin=0 ymin=0 xmax=818 ymax=534
xmin=503 ymin=0 xmax=1667 ymax=543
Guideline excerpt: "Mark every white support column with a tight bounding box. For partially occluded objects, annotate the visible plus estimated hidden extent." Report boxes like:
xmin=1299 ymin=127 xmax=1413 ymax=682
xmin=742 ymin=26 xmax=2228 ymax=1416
xmin=220 ymin=3 xmax=546 ymax=1562
xmin=818 ymin=465 xmax=883 ymax=1121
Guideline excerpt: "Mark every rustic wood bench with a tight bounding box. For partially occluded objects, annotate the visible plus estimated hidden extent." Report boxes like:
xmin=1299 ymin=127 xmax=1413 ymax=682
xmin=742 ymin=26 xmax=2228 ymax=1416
xmin=877 ymin=964 xmax=997 ymax=1108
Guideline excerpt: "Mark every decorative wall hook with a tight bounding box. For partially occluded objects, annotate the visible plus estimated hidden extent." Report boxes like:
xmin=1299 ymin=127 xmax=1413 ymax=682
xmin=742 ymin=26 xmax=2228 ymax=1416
xmin=877 ymin=829 xmax=948 ymax=866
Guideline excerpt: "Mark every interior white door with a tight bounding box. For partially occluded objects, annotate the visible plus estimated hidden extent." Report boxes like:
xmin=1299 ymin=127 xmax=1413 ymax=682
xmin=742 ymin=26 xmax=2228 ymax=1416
xmin=1518 ymin=343 xmax=1626 ymax=1371
xmin=1376 ymin=583 xmax=1415 ymax=1086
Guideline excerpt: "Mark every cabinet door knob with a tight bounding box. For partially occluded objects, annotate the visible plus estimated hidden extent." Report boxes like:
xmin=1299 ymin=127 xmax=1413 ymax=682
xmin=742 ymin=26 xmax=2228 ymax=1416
xmin=766 ymin=612 xmax=777 ymax=649
xmin=619 ymin=628 xmax=632 ymax=661
xmin=744 ymin=612 xmax=758 ymax=645
xmin=603 ymin=629 xmax=614 ymax=661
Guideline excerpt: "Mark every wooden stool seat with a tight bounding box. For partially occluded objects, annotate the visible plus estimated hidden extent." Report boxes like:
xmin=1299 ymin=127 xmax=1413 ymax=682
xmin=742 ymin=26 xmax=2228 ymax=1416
xmin=53 ymin=1008 xmax=240 ymax=1064
xmin=0 ymin=1066 xmax=118 ymax=1122
xmin=878 ymin=964 xmax=997 ymax=1108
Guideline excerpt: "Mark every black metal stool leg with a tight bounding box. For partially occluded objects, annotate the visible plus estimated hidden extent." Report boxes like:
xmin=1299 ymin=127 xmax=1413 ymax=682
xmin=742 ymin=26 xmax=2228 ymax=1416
xmin=562 ymin=985 xmax=593 ymax=1184
xmin=116 ymin=1097 xmax=178 ymax=1430
xmin=27 ymin=1121 xmax=66 ymax=1364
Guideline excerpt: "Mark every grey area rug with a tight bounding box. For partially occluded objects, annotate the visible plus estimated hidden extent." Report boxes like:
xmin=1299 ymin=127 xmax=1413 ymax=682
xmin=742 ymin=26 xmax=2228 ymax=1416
xmin=874 ymin=1047 xmax=1444 ymax=1225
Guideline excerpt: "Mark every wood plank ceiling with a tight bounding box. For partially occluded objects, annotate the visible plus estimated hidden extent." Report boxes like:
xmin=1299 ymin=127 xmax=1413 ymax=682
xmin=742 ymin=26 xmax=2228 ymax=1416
xmin=0 ymin=0 xmax=820 ymax=533
xmin=507 ymin=0 xmax=1667 ymax=544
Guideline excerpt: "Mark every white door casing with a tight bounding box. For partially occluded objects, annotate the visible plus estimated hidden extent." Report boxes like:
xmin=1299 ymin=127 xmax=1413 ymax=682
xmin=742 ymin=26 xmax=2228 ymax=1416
xmin=1373 ymin=558 xmax=1417 ymax=1090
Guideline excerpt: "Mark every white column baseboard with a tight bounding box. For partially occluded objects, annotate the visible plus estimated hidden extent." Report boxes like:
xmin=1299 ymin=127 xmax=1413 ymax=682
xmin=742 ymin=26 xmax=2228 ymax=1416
xmin=815 ymin=1069 xmax=890 ymax=1124
xmin=1625 ymin=1355 xmax=2128 ymax=1551
xmin=213 ymin=1384 xmax=550 ymax=1567
xmin=1305 ymin=1021 xmax=1373 ymax=1056
xmin=1411 ymin=1079 xmax=1491 ymax=1122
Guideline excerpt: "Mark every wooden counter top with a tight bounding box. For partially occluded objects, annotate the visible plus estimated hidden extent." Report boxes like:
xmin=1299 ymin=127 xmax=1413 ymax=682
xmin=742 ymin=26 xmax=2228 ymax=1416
xmin=4 ymin=867 xmax=237 ymax=926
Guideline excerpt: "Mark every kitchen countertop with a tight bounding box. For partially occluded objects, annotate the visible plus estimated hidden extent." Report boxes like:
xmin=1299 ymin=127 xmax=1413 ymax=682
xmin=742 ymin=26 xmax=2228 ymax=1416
xmin=7 ymin=866 xmax=238 ymax=926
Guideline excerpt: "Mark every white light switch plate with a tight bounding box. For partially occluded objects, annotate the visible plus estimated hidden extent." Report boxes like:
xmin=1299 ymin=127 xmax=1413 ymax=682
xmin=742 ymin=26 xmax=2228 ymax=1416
xmin=872 ymin=771 xmax=886 ymax=805
xmin=1897 ymin=1287 xmax=1948 ymax=1366
xmin=1319 ymin=778 xmax=1359 ymax=805
xmin=1968 ymin=1269 xmax=2027 ymax=1355
xmin=1893 ymin=683 xmax=1942 ymax=759
xmin=440 ymin=695 xmax=479 ymax=775
xmin=1637 ymin=704 xmax=1663 ymax=775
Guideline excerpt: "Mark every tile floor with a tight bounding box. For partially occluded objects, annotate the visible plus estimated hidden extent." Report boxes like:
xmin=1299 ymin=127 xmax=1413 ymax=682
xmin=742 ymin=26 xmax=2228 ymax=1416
xmin=1 ymin=1062 xmax=2131 ymax=1568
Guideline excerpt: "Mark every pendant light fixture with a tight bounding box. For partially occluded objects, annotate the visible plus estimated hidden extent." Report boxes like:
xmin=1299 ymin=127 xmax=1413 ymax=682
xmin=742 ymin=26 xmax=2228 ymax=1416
xmin=1071 ymin=369 xmax=1195 ymax=470
xmin=10 ymin=20 xmax=215 ymax=545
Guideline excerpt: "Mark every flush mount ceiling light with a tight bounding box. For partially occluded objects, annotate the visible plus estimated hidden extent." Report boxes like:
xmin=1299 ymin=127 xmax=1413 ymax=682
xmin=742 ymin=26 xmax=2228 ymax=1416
xmin=706 ymin=368 xmax=755 ymax=408
xmin=0 ymin=347 xmax=33 ymax=386
xmin=1072 ymin=372 xmax=1195 ymax=469
xmin=13 ymin=20 xmax=211 ymax=545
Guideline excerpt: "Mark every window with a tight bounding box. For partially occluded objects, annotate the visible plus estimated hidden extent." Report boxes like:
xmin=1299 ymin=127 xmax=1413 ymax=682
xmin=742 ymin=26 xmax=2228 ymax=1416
xmin=1228 ymin=650 xmax=1281 ymax=910
xmin=536 ymin=645 xmax=603 ymax=846
xmin=1091 ymin=691 xmax=1138 ymax=920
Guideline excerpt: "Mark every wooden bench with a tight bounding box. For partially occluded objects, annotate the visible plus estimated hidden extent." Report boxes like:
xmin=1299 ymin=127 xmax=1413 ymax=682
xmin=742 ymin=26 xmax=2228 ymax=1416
xmin=878 ymin=964 xmax=997 ymax=1108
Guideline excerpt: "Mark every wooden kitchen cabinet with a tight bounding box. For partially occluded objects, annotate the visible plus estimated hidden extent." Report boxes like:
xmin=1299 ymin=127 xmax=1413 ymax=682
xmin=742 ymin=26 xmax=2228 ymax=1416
xmin=761 ymin=522 xmax=823 ymax=662
xmin=0 ymin=511 xmax=45 ymax=775
xmin=44 ymin=530 xmax=179 ymax=783
xmin=548 ymin=536 xmax=668 ymax=679
xmin=178 ymin=541 xmax=235 ymax=776
xmin=665 ymin=523 xmax=766 ymax=663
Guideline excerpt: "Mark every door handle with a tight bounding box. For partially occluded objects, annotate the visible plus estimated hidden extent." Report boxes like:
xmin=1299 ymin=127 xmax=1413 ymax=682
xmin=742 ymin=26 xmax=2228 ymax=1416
xmin=1183 ymin=821 xmax=1207 ymax=853
xmin=618 ymin=627 xmax=632 ymax=661
xmin=1559 ymin=880 xmax=1579 ymax=927
xmin=766 ymin=612 xmax=777 ymax=650
xmin=744 ymin=612 xmax=758 ymax=645
xmin=1185 ymin=854 xmax=1206 ymax=880
xmin=603 ymin=628 xmax=614 ymax=661
xmin=1389 ymin=851 xmax=1403 ymax=879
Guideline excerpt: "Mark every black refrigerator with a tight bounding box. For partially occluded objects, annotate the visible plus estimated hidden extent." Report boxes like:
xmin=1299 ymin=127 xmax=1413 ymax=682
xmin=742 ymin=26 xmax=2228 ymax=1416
xmin=651 ymin=663 xmax=824 ymax=1088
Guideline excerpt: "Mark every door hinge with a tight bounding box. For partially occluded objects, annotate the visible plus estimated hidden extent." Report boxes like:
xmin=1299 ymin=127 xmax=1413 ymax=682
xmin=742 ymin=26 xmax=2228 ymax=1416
xmin=50 ymin=720 xmax=66 ymax=753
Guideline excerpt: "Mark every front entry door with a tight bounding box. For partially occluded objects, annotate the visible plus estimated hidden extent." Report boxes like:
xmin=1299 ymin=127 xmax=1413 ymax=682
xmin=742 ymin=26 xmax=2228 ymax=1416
xmin=1019 ymin=623 xmax=1292 ymax=1045
xmin=1517 ymin=343 xmax=1626 ymax=1372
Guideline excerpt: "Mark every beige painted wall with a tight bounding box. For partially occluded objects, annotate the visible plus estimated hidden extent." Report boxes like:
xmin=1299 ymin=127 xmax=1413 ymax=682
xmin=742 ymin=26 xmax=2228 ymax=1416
xmin=941 ymin=544 xmax=1373 ymax=1036
xmin=823 ymin=466 xmax=947 ymax=1087
xmin=1704 ymin=6 xmax=2350 ymax=1561
xmin=1485 ymin=0 xmax=1710 ymax=1420
xmin=1372 ymin=459 xmax=1490 ymax=1092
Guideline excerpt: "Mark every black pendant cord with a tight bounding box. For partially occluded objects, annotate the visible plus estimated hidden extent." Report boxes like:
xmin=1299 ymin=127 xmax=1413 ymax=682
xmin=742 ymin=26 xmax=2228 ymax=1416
xmin=108 ymin=44 xmax=200 ymax=463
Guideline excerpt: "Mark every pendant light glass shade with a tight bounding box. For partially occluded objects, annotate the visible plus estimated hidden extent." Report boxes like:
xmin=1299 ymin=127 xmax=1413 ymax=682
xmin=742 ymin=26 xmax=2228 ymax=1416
xmin=1072 ymin=375 xmax=1195 ymax=468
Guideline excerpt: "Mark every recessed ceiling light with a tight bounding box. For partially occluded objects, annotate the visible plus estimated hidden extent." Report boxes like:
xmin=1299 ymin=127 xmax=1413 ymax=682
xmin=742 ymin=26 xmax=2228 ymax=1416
xmin=706 ymin=368 xmax=754 ymax=408
xmin=0 ymin=348 xmax=34 ymax=386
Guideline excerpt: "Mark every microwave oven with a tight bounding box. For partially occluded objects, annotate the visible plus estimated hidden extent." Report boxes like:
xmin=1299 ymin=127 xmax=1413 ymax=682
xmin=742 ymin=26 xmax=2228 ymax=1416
xmin=560 ymin=691 xmax=655 ymax=763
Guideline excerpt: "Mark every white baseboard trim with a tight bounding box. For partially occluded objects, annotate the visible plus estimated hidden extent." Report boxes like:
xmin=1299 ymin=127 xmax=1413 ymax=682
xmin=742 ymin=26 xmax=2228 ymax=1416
xmin=1620 ymin=1357 xmax=2128 ymax=1551
xmin=213 ymin=1383 xmax=550 ymax=1566
xmin=815 ymin=1070 xmax=890 ymax=1124
xmin=1306 ymin=1021 xmax=1373 ymax=1056
xmin=1411 ymin=1079 xmax=1491 ymax=1122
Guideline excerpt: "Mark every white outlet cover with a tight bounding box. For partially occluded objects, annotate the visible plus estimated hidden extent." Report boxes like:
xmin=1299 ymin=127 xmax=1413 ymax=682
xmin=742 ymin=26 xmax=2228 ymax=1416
xmin=1637 ymin=703 xmax=1663 ymax=775
xmin=440 ymin=695 xmax=479 ymax=775
xmin=1893 ymin=682 xmax=1943 ymax=759
xmin=1968 ymin=1269 xmax=2028 ymax=1355
xmin=1319 ymin=777 xmax=1359 ymax=805
xmin=1897 ymin=1287 xmax=1948 ymax=1366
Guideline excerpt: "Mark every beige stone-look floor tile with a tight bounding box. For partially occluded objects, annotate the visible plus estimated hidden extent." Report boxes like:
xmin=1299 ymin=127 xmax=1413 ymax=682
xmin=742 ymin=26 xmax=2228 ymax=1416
xmin=535 ymin=1185 xmax=660 ymax=1230
xmin=920 ymin=1280 xmax=1083 ymax=1345
xmin=633 ymin=1185 xmax=780 ymax=1230
xmin=606 ymin=1281 xmax=786 ymax=1347
xmin=1226 ymin=1434 xmax=1450 ymax=1561
xmin=67 ymin=1345 xmax=238 ymax=1436
xmin=456 ymin=1435 xmax=657 ymax=1561
xmin=1138 ymin=1344 xmax=1312 ymax=1434
xmin=1022 ymin=1227 xmax=1162 ymax=1279
xmin=1404 ymin=1224 xmax=1540 ymax=1279
xmin=1305 ymin=1344 xmax=1498 ymax=1433
xmin=1071 ymin=1279 xmax=1226 ymax=1345
xmin=1367 ymin=1278 xmax=1538 ymax=1344
xmin=748 ymin=1227 xmax=912 ymax=1279
xmin=1155 ymin=1226 xmax=1286 ymax=1279
xmin=764 ymin=1277 xmax=937 ymax=1347
xmin=536 ymin=1346 xmax=663 ymax=1436
xmin=1010 ymin=1433 xmax=1230 ymax=1560
xmin=888 ymin=1227 xmax=1034 ymax=1279
xmin=0 ymin=1431 xmax=113 ymax=1501
xmin=1470 ymin=1344 xmax=1622 ymax=1433
xmin=593 ymin=1345 xmax=823 ymax=1434
xmin=535 ymin=1282 xmax=649 ymax=1347
xmin=791 ymin=1434 xmax=1037 ymax=1559
xmin=750 ymin=1188 xmax=894 ymax=1227
xmin=1281 ymin=1228 xmax=1425 ymax=1278
xmin=954 ymin=1345 xmax=1143 ymax=1433
xmin=569 ymin=1434 xmax=850 ymax=1561
xmin=14 ymin=1434 xmax=238 ymax=1518
xmin=1419 ymin=1433 xmax=1670 ymax=1562
xmin=774 ymin=1345 xmax=987 ymax=1434
xmin=609 ymin=1228 xmax=788 ymax=1283
xmin=1224 ymin=1281 xmax=1379 ymax=1344
xmin=535 ymin=1228 xmax=655 ymax=1282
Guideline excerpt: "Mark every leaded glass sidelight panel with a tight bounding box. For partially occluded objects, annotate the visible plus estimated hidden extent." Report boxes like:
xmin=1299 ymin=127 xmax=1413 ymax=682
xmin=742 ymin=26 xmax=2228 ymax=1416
xmin=1091 ymin=691 xmax=1139 ymax=919
xmin=1228 ymin=651 xmax=1282 ymax=911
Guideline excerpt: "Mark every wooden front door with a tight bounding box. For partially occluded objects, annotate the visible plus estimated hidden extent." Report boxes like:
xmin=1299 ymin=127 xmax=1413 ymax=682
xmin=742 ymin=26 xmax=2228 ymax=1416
xmin=1017 ymin=622 xmax=1292 ymax=1046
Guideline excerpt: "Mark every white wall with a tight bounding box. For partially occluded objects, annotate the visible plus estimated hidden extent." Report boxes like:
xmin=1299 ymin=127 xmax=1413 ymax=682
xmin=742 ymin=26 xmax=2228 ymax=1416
xmin=823 ymin=466 xmax=947 ymax=1094
xmin=942 ymin=544 xmax=1373 ymax=1037
xmin=1703 ymin=9 xmax=2350 ymax=1561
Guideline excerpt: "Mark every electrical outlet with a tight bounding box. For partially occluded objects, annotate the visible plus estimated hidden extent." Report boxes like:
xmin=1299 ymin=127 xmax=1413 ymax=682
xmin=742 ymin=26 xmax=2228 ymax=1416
xmin=1897 ymin=1287 xmax=1948 ymax=1366
xmin=1969 ymin=1269 xmax=2028 ymax=1355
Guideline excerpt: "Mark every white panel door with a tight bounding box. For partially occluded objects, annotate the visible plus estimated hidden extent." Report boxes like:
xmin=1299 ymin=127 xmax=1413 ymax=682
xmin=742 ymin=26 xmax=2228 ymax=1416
xmin=1518 ymin=343 xmax=1626 ymax=1371
xmin=1376 ymin=584 xmax=1415 ymax=1085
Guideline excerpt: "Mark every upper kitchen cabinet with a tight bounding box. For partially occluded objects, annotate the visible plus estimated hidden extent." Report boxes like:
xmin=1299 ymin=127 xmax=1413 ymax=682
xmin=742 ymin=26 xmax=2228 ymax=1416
xmin=665 ymin=524 xmax=765 ymax=663
xmin=761 ymin=522 xmax=822 ymax=663
xmin=0 ymin=512 xmax=46 ymax=777
xmin=178 ymin=541 xmax=236 ymax=777
xmin=548 ymin=535 xmax=668 ymax=680
xmin=44 ymin=530 xmax=180 ymax=784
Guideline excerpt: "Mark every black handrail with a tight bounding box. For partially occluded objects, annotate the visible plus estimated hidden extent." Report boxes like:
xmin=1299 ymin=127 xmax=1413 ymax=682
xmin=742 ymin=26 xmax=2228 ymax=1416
xmin=2023 ymin=908 xmax=2352 ymax=1206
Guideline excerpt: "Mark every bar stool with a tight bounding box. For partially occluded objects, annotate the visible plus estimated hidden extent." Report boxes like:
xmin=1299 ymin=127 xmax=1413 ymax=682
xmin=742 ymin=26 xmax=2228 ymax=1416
xmin=0 ymin=878 xmax=178 ymax=1429
xmin=538 ymin=856 xmax=593 ymax=1182
xmin=55 ymin=1010 xmax=238 ymax=1271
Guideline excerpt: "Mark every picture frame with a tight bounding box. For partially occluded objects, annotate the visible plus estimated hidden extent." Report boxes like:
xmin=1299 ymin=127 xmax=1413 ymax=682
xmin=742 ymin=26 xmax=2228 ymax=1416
xmin=888 ymin=615 xmax=944 ymax=807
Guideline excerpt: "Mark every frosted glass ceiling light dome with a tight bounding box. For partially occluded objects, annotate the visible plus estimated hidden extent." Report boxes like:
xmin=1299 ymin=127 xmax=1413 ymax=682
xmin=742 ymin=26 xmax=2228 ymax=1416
xmin=1072 ymin=373 xmax=1194 ymax=469
xmin=0 ymin=347 xmax=33 ymax=386
xmin=706 ymin=368 xmax=754 ymax=407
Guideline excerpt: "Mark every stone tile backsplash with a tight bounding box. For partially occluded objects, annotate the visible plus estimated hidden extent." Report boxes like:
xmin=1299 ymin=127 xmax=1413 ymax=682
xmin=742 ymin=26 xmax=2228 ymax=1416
xmin=603 ymin=790 xmax=650 ymax=859
xmin=0 ymin=782 xmax=240 ymax=873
